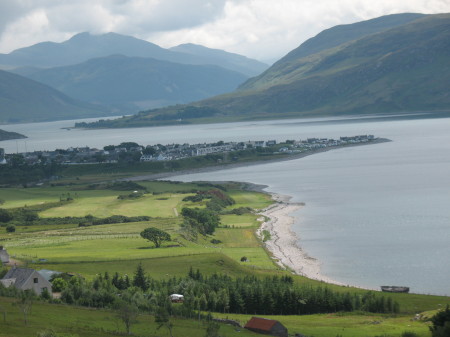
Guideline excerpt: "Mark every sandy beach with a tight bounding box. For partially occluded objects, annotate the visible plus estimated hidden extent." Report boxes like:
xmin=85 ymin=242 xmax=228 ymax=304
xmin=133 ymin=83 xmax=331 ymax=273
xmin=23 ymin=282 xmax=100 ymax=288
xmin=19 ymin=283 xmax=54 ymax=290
xmin=256 ymin=193 xmax=346 ymax=285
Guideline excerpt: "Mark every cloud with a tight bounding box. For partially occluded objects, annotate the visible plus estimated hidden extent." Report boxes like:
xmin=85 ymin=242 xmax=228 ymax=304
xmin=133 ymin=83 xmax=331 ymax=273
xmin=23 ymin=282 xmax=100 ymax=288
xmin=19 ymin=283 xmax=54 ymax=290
xmin=0 ymin=0 xmax=449 ymax=61
xmin=150 ymin=0 xmax=450 ymax=61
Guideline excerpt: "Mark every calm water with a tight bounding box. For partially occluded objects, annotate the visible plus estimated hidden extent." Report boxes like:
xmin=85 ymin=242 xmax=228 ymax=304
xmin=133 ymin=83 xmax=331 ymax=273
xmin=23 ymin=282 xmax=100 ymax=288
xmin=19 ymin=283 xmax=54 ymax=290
xmin=1 ymin=115 xmax=449 ymax=295
xmin=170 ymin=117 xmax=450 ymax=296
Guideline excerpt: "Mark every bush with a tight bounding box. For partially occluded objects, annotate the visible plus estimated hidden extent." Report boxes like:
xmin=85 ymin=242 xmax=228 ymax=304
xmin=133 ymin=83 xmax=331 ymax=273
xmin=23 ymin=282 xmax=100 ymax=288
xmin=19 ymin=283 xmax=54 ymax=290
xmin=401 ymin=332 xmax=420 ymax=337
xmin=0 ymin=208 xmax=13 ymax=222
xmin=430 ymin=305 xmax=450 ymax=337
xmin=6 ymin=224 xmax=15 ymax=232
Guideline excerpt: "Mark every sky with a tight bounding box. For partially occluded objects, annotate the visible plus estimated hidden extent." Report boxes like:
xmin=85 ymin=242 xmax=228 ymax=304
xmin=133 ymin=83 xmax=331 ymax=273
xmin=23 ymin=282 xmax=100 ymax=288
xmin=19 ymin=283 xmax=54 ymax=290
xmin=0 ymin=0 xmax=449 ymax=63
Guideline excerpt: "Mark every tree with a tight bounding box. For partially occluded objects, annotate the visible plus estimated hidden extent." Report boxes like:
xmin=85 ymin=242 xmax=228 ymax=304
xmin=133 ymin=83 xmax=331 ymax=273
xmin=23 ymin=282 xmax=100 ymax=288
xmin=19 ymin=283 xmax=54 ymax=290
xmin=430 ymin=305 xmax=450 ymax=337
xmin=15 ymin=291 xmax=33 ymax=325
xmin=205 ymin=321 xmax=221 ymax=337
xmin=115 ymin=301 xmax=139 ymax=335
xmin=40 ymin=288 xmax=51 ymax=300
xmin=132 ymin=263 xmax=148 ymax=291
xmin=155 ymin=306 xmax=174 ymax=337
xmin=51 ymin=278 xmax=68 ymax=292
xmin=0 ymin=209 xmax=13 ymax=223
xmin=140 ymin=227 xmax=171 ymax=248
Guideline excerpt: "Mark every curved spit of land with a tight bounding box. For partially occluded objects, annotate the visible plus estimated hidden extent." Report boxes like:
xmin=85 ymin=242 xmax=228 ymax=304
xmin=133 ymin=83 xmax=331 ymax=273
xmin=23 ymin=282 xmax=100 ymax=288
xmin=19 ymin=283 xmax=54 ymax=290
xmin=127 ymin=136 xmax=390 ymax=182
xmin=127 ymin=136 xmax=390 ymax=289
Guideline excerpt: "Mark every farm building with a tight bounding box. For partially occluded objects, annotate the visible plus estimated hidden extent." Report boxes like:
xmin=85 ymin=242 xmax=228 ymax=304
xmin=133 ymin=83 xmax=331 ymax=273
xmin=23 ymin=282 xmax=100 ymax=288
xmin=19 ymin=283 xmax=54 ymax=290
xmin=169 ymin=294 xmax=184 ymax=303
xmin=0 ymin=246 xmax=9 ymax=264
xmin=244 ymin=317 xmax=288 ymax=337
xmin=0 ymin=267 xmax=52 ymax=295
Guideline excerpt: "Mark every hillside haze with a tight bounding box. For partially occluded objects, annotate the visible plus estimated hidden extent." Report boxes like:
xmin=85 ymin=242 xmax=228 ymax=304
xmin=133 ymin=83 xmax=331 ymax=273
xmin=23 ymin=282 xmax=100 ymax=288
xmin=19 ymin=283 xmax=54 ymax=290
xmin=170 ymin=43 xmax=268 ymax=77
xmin=93 ymin=13 xmax=449 ymax=127
xmin=23 ymin=55 xmax=248 ymax=112
xmin=0 ymin=69 xmax=109 ymax=124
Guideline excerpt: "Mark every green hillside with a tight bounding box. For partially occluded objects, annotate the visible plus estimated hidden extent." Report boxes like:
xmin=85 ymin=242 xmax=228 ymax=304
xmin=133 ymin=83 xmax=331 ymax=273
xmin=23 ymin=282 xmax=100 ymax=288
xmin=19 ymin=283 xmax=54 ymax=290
xmin=85 ymin=13 xmax=450 ymax=128
xmin=0 ymin=69 xmax=111 ymax=124
xmin=240 ymin=12 xmax=425 ymax=91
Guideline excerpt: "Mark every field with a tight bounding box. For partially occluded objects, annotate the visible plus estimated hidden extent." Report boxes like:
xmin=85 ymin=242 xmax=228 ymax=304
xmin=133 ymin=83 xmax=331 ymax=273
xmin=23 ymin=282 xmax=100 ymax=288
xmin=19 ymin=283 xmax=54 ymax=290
xmin=0 ymin=182 xmax=274 ymax=275
xmin=0 ymin=296 xmax=259 ymax=337
xmin=0 ymin=180 xmax=449 ymax=337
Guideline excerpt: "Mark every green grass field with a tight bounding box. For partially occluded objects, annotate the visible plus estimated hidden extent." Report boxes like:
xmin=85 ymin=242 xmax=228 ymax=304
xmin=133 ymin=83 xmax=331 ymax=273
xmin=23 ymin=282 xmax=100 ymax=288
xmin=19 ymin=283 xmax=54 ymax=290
xmin=40 ymin=192 xmax=187 ymax=218
xmin=213 ymin=311 xmax=434 ymax=337
xmin=1 ymin=181 xmax=449 ymax=337
xmin=0 ymin=295 xmax=438 ymax=337
xmin=0 ymin=296 xmax=259 ymax=337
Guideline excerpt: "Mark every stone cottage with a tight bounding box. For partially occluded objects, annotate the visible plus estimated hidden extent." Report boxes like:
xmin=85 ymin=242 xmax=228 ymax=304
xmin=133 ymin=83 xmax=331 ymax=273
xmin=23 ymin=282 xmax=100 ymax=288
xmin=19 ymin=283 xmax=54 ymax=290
xmin=0 ymin=267 xmax=52 ymax=295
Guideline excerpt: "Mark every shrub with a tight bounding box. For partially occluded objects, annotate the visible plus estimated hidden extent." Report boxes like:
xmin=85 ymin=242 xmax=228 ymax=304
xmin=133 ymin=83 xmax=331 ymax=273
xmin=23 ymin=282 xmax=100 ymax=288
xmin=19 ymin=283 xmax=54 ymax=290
xmin=5 ymin=224 xmax=15 ymax=233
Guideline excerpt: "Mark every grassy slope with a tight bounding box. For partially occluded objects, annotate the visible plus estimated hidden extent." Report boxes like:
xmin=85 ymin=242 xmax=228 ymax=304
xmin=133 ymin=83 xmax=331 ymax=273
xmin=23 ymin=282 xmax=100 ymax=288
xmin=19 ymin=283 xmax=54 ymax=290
xmin=0 ymin=181 xmax=449 ymax=337
xmin=0 ymin=296 xmax=258 ymax=337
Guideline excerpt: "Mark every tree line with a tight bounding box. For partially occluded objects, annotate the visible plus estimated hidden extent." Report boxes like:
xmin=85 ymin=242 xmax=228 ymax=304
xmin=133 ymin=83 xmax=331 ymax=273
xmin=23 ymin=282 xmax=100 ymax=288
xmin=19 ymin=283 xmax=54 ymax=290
xmin=45 ymin=266 xmax=401 ymax=316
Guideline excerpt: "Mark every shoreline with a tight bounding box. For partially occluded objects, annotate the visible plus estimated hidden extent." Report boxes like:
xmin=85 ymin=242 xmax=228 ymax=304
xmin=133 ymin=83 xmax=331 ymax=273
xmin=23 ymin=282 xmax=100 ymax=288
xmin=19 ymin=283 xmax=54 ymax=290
xmin=126 ymin=139 xmax=389 ymax=290
xmin=256 ymin=192 xmax=377 ymax=290
xmin=256 ymin=193 xmax=346 ymax=286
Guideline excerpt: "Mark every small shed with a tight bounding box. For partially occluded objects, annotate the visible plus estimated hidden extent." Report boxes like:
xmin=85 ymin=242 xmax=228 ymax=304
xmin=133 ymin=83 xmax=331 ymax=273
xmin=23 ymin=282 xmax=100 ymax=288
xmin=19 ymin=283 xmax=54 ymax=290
xmin=0 ymin=246 xmax=9 ymax=264
xmin=244 ymin=317 xmax=288 ymax=337
xmin=169 ymin=294 xmax=184 ymax=303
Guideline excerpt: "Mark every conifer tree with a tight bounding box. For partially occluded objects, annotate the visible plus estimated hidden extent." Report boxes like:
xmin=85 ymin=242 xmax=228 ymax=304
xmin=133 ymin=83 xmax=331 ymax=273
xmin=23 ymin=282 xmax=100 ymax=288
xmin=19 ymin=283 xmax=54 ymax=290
xmin=133 ymin=263 xmax=148 ymax=291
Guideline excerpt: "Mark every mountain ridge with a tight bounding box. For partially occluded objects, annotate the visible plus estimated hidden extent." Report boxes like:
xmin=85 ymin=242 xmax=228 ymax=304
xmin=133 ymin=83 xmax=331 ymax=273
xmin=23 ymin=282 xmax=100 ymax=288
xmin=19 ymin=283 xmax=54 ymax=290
xmin=85 ymin=12 xmax=450 ymax=127
xmin=0 ymin=32 xmax=268 ymax=77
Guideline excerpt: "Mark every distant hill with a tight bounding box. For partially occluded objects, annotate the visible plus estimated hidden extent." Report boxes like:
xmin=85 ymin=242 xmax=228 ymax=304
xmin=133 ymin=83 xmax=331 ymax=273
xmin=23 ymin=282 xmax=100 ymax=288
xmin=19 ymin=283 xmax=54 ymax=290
xmin=170 ymin=43 xmax=268 ymax=77
xmin=88 ymin=13 xmax=450 ymax=127
xmin=0 ymin=129 xmax=26 ymax=141
xmin=1 ymin=32 xmax=268 ymax=77
xmin=0 ymin=69 xmax=110 ymax=124
xmin=23 ymin=55 xmax=248 ymax=112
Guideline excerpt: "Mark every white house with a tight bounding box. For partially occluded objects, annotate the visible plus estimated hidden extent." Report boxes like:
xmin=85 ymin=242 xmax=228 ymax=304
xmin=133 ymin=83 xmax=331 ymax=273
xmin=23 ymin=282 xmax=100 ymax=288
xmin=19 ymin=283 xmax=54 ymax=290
xmin=0 ymin=246 xmax=9 ymax=264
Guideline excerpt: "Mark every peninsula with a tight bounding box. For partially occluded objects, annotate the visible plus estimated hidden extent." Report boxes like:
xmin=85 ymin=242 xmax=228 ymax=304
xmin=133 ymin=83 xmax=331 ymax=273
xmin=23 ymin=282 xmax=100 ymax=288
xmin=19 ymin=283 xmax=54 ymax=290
xmin=0 ymin=134 xmax=387 ymax=186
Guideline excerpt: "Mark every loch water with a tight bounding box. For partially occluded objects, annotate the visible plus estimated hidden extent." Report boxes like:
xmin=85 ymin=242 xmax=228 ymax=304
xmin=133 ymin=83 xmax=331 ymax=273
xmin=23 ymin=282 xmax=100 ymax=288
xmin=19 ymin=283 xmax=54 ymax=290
xmin=1 ymin=115 xmax=449 ymax=295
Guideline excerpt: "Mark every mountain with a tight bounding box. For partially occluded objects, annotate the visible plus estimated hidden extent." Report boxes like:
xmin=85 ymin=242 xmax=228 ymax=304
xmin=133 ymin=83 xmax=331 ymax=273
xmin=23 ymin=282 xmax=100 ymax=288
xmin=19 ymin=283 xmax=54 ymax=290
xmin=0 ymin=32 xmax=268 ymax=77
xmin=170 ymin=43 xmax=268 ymax=77
xmin=23 ymin=55 xmax=248 ymax=112
xmin=240 ymin=13 xmax=426 ymax=90
xmin=0 ymin=69 xmax=110 ymax=124
xmin=91 ymin=13 xmax=449 ymax=127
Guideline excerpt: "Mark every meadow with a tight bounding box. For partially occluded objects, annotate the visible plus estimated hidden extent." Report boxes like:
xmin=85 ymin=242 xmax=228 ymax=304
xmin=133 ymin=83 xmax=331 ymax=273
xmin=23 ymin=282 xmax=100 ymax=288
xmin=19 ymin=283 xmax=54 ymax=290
xmin=0 ymin=180 xmax=449 ymax=337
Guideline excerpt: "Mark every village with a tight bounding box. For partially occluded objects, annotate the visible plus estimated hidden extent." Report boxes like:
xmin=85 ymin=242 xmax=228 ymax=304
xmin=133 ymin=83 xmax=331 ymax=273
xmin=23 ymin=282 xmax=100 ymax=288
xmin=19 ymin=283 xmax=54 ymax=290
xmin=0 ymin=135 xmax=376 ymax=166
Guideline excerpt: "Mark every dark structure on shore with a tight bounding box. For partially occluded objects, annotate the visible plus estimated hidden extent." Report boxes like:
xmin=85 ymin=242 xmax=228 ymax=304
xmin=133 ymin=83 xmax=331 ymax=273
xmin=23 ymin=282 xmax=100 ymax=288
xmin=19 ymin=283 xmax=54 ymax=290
xmin=381 ymin=286 xmax=410 ymax=293
xmin=244 ymin=317 xmax=288 ymax=337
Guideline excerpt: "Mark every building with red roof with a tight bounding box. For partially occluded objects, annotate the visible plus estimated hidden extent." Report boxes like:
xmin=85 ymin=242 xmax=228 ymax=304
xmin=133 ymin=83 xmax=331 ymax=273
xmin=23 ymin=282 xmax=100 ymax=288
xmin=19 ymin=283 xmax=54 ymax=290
xmin=244 ymin=317 xmax=288 ymax=337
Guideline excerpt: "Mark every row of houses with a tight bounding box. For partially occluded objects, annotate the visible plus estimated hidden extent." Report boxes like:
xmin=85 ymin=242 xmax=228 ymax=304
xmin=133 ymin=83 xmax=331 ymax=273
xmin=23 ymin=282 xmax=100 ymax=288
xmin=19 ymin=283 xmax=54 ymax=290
xmin=1 ymin=135 xmax=376 ymax=166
